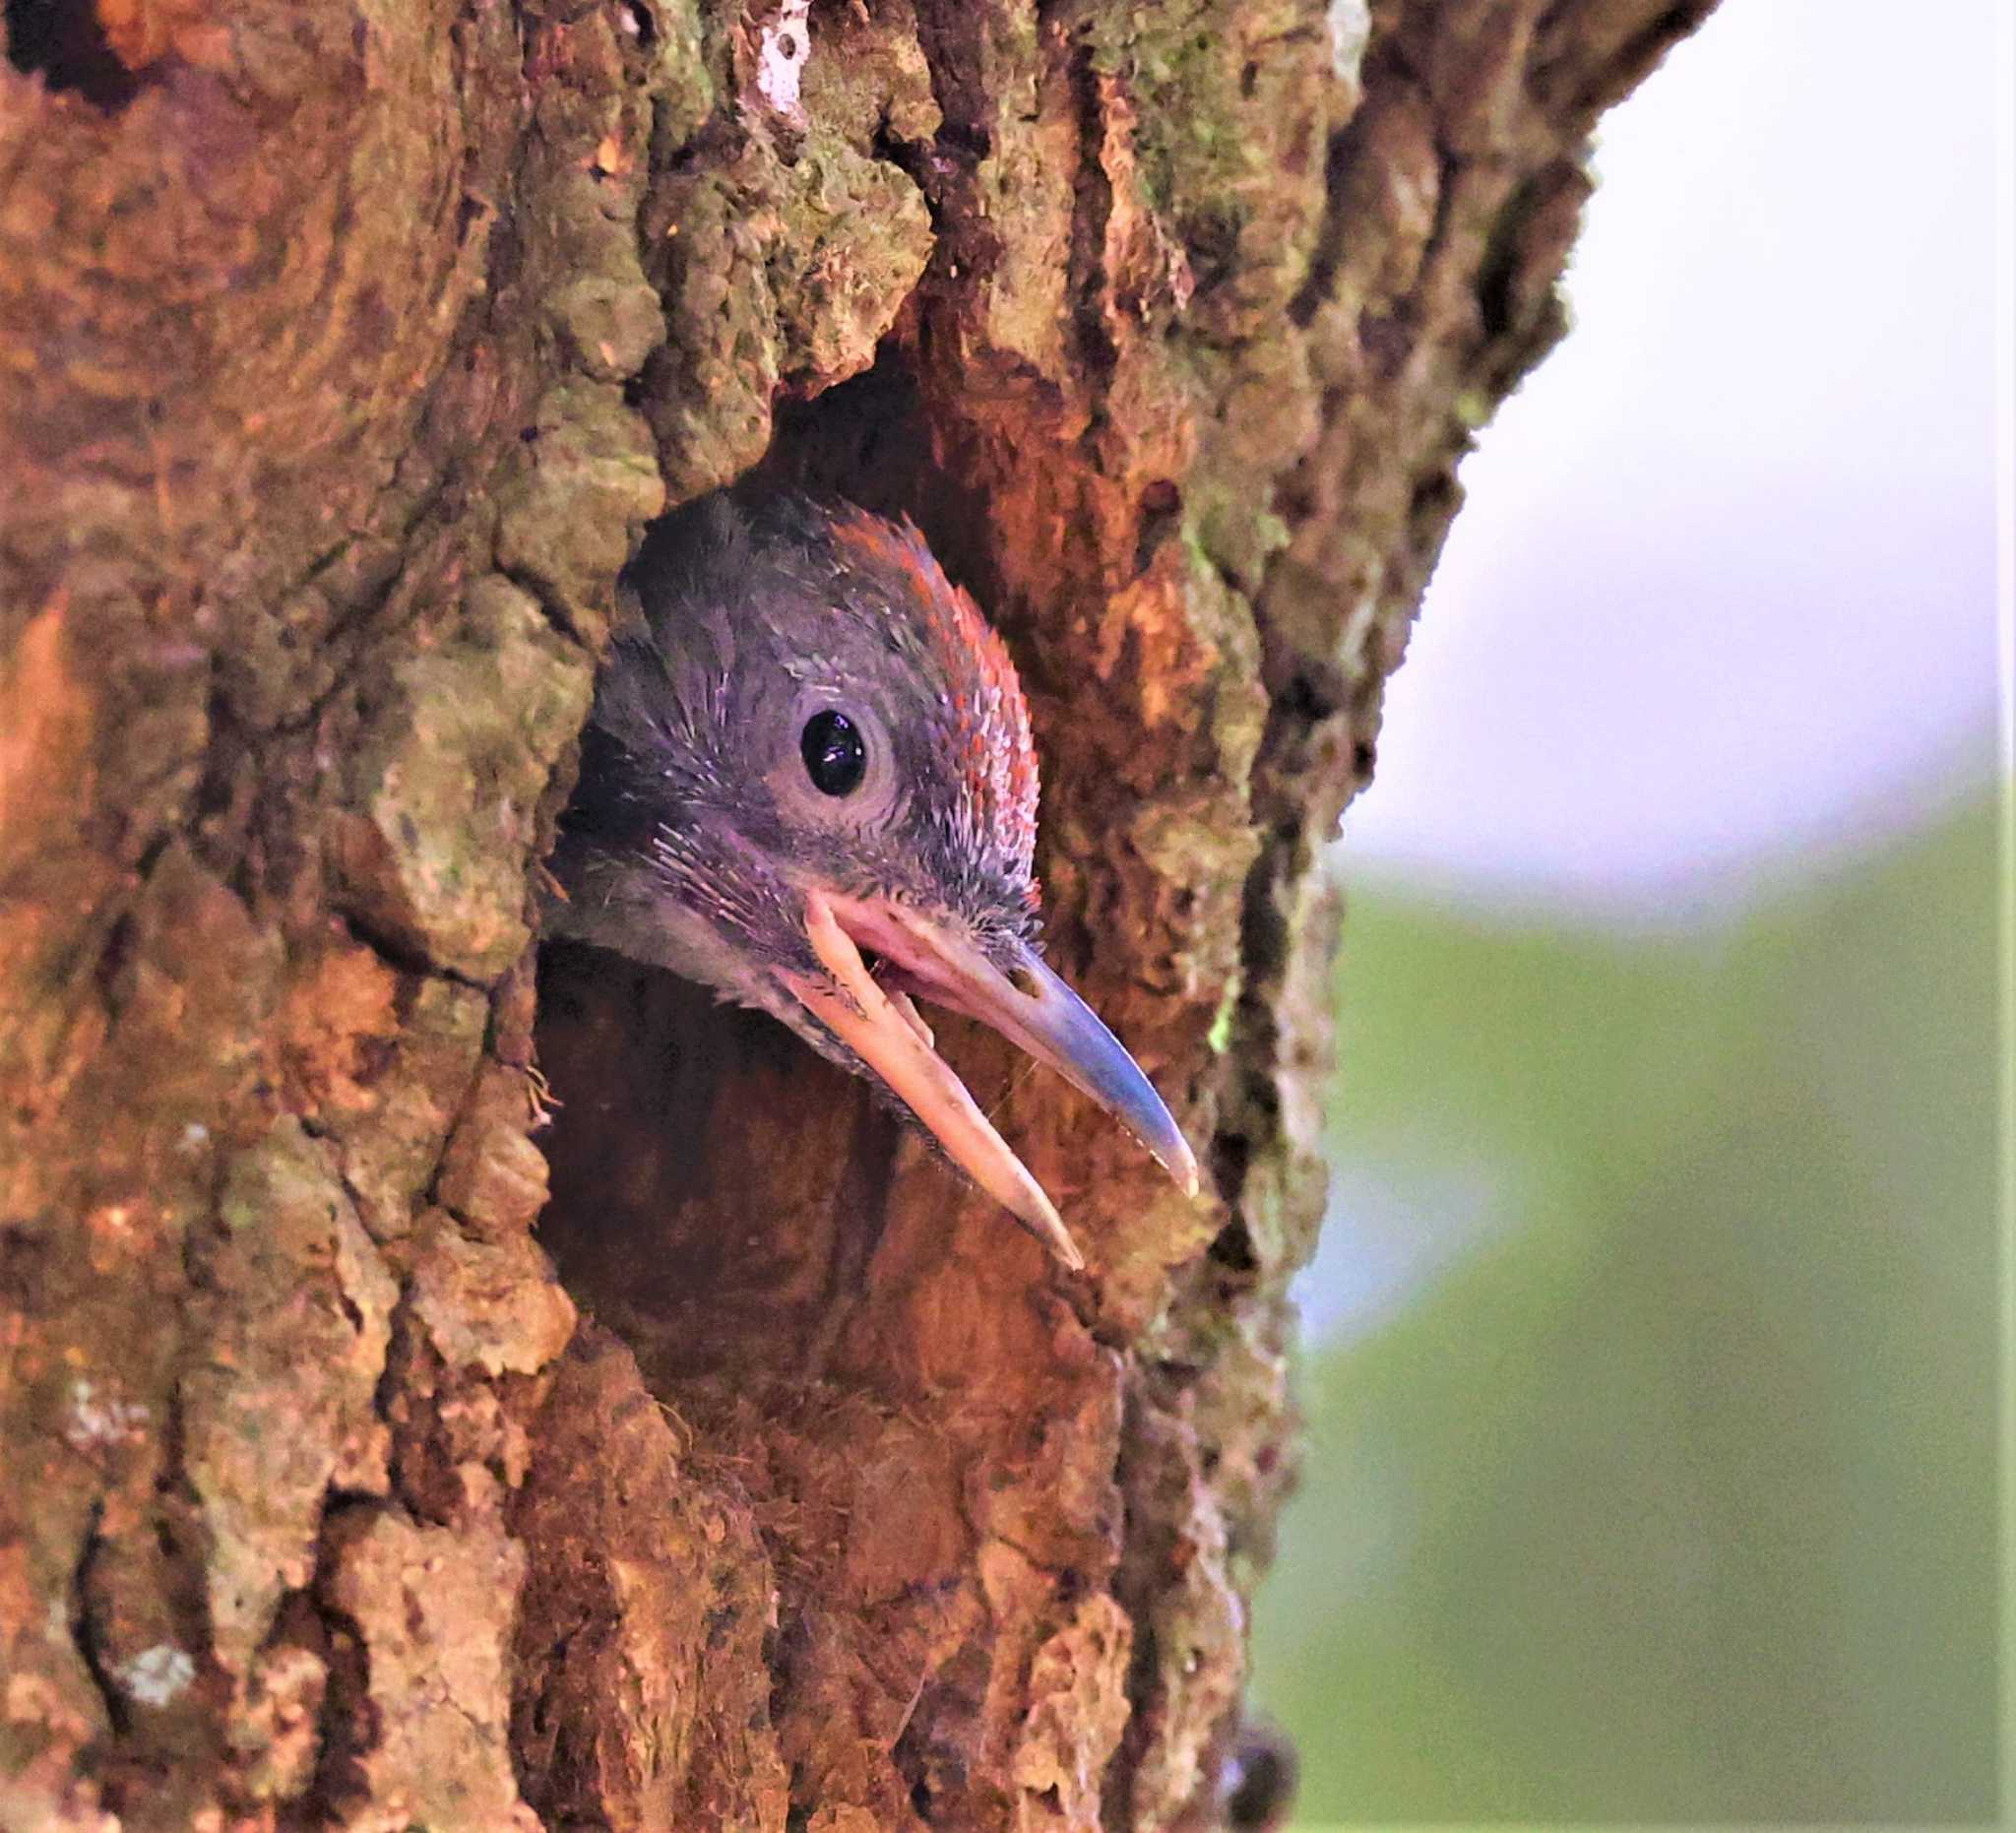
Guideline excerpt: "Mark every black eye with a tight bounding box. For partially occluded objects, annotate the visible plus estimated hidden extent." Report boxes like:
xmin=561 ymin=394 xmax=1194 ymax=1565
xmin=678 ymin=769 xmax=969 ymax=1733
xmin=800 ymin=709 xmax=867 ymax=796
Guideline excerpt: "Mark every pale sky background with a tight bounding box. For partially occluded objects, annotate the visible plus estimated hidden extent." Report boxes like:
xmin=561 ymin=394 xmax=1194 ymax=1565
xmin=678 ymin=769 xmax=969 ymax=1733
xmin=1336 ymin=0 xmax=2003 ymax=919
xmin=1302 ymin=0 xmax=2006 ymax=1343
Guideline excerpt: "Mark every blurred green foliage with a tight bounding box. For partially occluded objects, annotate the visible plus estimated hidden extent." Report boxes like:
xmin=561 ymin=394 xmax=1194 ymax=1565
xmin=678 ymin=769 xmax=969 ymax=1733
xmin=1252 ymin=797 xmax=2002 ymax=1826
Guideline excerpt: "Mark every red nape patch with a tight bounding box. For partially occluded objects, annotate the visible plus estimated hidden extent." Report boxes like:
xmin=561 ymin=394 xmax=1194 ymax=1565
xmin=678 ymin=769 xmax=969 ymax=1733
xmin=828 ymin=509 xmax=1040 ymax=867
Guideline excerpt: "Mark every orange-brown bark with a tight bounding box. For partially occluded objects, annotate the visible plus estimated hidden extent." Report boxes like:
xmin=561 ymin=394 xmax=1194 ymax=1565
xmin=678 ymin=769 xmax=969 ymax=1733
xmin=0 ymin=0 xmax=1713 ymax=1825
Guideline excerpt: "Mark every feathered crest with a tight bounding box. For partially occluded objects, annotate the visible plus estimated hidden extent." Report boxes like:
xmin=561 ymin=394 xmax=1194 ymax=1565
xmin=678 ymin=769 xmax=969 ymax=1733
xmin=816 ymin=501 xmax=1041 ymax=889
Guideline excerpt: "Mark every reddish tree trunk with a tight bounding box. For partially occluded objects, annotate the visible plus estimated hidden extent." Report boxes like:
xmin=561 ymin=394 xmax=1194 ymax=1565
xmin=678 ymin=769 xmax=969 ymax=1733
xmin=0 ymin=0 xmax=1712 ymax=1825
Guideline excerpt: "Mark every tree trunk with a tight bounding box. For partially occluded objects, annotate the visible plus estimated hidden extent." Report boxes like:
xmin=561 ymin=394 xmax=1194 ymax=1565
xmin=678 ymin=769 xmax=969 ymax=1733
xmin=0 ymin=0 xmax=1712 ymax=1825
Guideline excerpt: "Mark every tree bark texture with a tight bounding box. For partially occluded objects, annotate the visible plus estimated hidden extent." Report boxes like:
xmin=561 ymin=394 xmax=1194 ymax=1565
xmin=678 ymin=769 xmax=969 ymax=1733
xmin=0 ymin=0 xmax=1712 ymax=1825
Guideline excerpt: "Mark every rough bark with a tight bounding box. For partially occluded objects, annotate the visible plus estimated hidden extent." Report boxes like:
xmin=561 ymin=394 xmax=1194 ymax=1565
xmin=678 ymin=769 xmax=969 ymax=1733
xmin=0 ymin=0 xmax=1713 ymax=1826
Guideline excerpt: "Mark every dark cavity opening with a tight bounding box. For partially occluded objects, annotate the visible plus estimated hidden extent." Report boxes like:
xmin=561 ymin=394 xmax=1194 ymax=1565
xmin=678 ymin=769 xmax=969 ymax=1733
xmin=535 ymin=338 xmax=970 ymax=1393
xmin=5 ymin=0 xmax=143 ymax=108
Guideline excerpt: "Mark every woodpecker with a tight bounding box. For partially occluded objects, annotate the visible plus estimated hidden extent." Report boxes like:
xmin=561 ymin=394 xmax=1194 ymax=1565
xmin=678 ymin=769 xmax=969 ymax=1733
xmin=543 ymin=487 xmax=1198 ymax=1269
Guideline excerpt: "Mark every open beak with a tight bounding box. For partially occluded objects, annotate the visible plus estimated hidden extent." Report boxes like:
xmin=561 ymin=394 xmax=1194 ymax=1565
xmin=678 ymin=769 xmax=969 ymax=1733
xmin=779 ymin=890 xmax=1199 ymax=1268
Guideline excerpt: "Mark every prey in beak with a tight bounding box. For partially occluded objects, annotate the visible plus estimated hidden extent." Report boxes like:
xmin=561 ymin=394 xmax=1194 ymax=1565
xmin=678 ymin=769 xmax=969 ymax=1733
xmin=782 ymin=892 xmax=1198 ymax=1268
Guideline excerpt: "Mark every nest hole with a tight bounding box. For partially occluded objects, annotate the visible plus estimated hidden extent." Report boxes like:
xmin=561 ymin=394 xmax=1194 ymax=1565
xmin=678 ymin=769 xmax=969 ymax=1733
xmin=535 ymin=941 xmax=905 ymax=1388
xmin=5 ymin=0 xmax=143 ymax=107
xmin=535 ymin=340 xmax=993 ymax=1393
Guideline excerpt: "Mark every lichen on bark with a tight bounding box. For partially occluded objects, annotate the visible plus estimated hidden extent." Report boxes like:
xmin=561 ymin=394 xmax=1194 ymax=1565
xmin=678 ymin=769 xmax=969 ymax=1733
xmin=1 ymin=0 xmax=1714 ymax=1826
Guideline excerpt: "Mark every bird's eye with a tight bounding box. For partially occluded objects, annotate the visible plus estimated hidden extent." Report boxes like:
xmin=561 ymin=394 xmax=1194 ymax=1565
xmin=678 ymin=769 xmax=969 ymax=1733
xmin=800 ymin=709 xmax=867 ymax=796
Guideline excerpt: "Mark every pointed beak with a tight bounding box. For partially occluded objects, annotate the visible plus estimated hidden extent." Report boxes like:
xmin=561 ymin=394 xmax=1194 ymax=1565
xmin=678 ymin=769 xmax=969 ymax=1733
xmin=778 ymin=891 xmax=1199 ymax=1268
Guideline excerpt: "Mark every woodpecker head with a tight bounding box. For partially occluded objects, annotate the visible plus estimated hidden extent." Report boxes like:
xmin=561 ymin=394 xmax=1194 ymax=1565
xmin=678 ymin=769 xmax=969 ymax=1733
xmin=544 ymin=487 xmax=1197 ymax=1268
